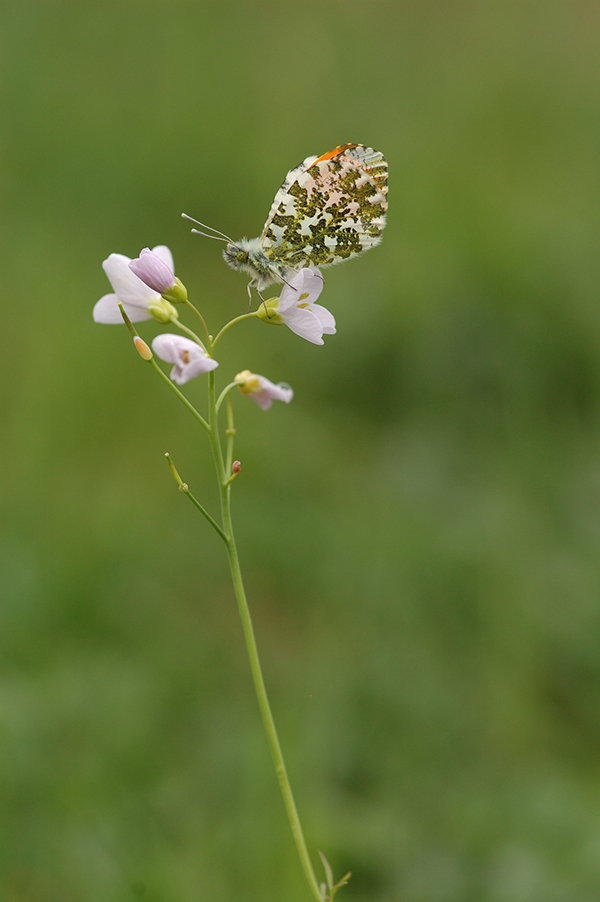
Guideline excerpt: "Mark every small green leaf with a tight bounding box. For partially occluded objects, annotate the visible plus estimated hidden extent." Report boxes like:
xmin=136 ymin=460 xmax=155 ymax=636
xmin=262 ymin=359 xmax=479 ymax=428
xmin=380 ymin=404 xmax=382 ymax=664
xmin=333 ymin=871 xmax=352 ymax=891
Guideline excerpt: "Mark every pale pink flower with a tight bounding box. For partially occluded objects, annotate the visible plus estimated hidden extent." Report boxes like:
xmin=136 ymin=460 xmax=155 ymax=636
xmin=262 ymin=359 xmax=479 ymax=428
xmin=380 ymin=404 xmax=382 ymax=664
xmin=93 ymin=246 xmax=175 ymax=324
xmin=277 ymin=270 xmax=336 ymax=345
xmin=235 ymin=370 xmax=293 ymax=410
xmin=152 ymin=334 xmax=218 ymax=385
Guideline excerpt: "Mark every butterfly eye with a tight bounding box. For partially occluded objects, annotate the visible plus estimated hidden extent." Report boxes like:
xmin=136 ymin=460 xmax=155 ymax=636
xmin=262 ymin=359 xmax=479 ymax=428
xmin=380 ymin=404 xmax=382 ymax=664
xmin=236 ymin=251 xmax=248 ymax=263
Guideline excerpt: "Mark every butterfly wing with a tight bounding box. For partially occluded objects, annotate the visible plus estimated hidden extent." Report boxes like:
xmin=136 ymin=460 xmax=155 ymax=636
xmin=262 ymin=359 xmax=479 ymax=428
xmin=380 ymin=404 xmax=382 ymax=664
xmin=259 ymin=144 xmax=388 ymax=272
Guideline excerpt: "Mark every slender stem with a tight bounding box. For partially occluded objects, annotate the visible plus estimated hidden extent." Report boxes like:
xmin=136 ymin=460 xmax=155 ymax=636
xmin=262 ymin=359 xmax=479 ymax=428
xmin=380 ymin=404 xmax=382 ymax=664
xmin=170 ymin=315 xmax=207 ymax=351
xmin=149 ymin=358 xmax=210 ymax=432
xmin=222 ymin=498 xmax=323 ymax=902
xmin=205 ymin=371 xmax=323 ymax=902
xmin=182 ymin=485 xmax=228 ymax=541
xmin=183 ymin=298 xmax=211 ymax=342
xmin=207 ymin=369 xmax=228 ymax=490
xmin=216 ymin=381 xmax=239 ymax=414
xmin=212 ymin=311 xmax=259 ymax=348
xmin=226 ymin=395 xmax=235 ymax=476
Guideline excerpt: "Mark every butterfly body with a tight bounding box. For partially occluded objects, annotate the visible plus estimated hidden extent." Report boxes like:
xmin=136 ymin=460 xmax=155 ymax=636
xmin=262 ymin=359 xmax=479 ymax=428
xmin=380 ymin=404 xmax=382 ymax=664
xmin=223 ymin=143 xmax=388 ymax=291
xmin=222 ymin=236 xmax=285 ymax=290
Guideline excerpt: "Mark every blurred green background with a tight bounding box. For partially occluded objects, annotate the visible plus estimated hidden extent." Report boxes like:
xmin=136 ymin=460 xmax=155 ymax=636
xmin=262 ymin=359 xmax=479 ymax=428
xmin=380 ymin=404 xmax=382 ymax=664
xmin=3 ymin=1 xmax=600 ymax=900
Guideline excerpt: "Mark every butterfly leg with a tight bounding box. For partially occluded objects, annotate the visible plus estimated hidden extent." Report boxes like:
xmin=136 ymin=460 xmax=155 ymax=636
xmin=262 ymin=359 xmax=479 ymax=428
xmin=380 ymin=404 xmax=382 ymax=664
xmin=256 ymin=287 xmax=274 ymax=319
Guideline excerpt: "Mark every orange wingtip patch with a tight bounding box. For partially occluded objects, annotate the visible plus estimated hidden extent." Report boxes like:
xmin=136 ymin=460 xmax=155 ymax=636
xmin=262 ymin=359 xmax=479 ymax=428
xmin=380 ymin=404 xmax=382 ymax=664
xmin=313 ymin=144 xmax=358 ymax=165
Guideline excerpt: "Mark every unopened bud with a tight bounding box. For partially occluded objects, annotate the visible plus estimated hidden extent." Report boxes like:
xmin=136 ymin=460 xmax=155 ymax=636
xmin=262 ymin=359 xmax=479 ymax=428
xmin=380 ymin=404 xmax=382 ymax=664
xmin=149 ymin=298 xmax=178 ymax=323
xmin=232 ymin=460 xmax=241 ymax=474
xmin=134 ymin=336 xmax=153 ymax=360
xmin=165 ymin=452 xmax=185 ymax=487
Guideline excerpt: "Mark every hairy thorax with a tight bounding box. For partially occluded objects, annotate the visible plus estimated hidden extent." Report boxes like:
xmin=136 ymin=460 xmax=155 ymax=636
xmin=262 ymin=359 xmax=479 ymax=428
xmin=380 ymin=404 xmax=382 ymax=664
xmin=223 ymin=238 xmax=288 ymax=290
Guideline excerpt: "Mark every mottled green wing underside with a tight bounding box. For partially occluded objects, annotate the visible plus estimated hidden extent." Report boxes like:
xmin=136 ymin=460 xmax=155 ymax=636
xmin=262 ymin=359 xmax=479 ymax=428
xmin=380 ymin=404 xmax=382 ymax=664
xmin=259 ymin=144 xmax=388 ymax=271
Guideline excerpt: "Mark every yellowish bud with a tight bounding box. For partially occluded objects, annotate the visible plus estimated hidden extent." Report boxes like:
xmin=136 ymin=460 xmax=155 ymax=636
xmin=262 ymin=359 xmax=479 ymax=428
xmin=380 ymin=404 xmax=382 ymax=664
xmin=133 ymin=336 xmax=153 ymax=360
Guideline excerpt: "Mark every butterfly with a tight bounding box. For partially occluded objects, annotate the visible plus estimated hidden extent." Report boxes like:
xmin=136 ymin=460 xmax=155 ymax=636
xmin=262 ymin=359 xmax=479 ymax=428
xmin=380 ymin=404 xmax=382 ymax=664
xmin=184 ymin=144 xmax=388 ymax=298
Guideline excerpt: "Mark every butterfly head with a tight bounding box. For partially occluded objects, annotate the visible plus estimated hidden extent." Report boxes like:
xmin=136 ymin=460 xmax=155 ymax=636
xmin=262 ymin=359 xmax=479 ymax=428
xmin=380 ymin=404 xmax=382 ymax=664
xmin=222 ymin=237 xmax=278 ymax=289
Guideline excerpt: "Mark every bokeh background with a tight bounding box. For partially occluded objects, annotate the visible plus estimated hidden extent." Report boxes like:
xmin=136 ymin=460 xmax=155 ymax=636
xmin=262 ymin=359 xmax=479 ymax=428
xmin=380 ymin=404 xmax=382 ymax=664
xmin=3 ymin=2 xmax=600 ymax=900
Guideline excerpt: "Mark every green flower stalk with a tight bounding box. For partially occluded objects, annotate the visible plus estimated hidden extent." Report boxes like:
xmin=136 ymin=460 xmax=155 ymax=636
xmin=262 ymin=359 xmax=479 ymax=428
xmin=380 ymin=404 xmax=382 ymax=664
xmin=95 ymin=256 xmax=347 ymax=902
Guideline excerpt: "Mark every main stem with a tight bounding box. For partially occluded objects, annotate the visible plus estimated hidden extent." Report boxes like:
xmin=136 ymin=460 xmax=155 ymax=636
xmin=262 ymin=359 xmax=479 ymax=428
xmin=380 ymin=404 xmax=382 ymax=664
xmin=207 ymin=371 xmax=323 ymax=902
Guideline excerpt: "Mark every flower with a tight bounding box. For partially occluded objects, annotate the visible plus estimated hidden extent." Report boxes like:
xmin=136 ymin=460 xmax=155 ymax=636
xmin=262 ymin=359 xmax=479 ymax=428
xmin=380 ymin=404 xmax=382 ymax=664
xmin=151 ymin=334 xmax=218 ymax=385
xmin=257 ymin=269 xmax=336 ymax=345
xmin=235 ymin=370 xmax=293 ymax=410
xmin=93 ymin=246 xmax=177 ymax=324
xmin=129 ymin=248 xmax=187 ymax=303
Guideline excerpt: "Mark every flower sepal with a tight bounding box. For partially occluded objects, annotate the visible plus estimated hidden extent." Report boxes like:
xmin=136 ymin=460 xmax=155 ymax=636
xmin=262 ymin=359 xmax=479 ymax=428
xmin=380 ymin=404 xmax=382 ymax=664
xmin=148 ymin=298 xmax=178 ymax=323
xmin=255 ymin=297 xmax=284 ymax=325
xmin=162 ymin=276 xmax=188 ymax=304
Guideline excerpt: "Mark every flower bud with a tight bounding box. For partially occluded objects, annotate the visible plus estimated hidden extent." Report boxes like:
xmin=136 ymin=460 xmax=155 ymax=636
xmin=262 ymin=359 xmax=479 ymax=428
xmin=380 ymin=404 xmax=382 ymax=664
xmin=133 ymin=336 xmax=153 ymax=360
xmin=129 ymin=248 xmax=188 ymax=304
xmin=129 ymin=248 xmax=175 ymax=293
xmin=148 ymin=298 xmax=178 ymax=324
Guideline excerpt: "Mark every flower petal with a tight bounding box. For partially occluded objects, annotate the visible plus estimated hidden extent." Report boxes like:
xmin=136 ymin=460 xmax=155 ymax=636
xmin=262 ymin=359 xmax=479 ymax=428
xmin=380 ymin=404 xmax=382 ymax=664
xmin=93 ymin=293 xmax=152 ymax=324
xmin=253 ymin=379 xmax=293 ymax=410
xmin=151 ymin=333 xmax=194 ymax=364
xmin=102 ymin=253 xmax=161 ymax=309
xmin=310 ymin=303 xmax=336 ymax=335
xmin=238 ymin=373 xmax=294 ymax=410
xmin=279 ymin=268 xmax=324 ymax=313
xmin=151 ymin=245 xmax=174 ymax=272
xmin=129 ymin=248 xmax=174 ymax=293
xmin=151 ymin=333 xmax=218 ymax=384
xmin=282 ymin=306 xmax=325 ymax=345
xmin=171 ymin=355 xmax=218 ymax=384
xmin=251 ymin=392 xmax=275 ymax=410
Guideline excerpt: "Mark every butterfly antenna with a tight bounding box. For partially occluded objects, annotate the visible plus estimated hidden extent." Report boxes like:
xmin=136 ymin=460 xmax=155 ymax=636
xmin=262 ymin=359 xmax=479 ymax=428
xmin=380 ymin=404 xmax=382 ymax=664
xmin=181 ymin=213 xmax=233 ymax=243
xmin=191 ymin=229 xmax=230 ymax=241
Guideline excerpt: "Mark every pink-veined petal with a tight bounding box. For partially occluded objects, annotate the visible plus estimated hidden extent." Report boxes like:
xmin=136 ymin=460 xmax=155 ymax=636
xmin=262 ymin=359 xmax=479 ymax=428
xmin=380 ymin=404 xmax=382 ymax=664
xmin=282 ymin=306 xmax=325 ymax=345
xmin=129 ymin=248 xmax=175 ymax=293
xmin=102 ymin=253 xmax=160 ymax=309
xmin=151 ymin=245 xmax=174 ymax=272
